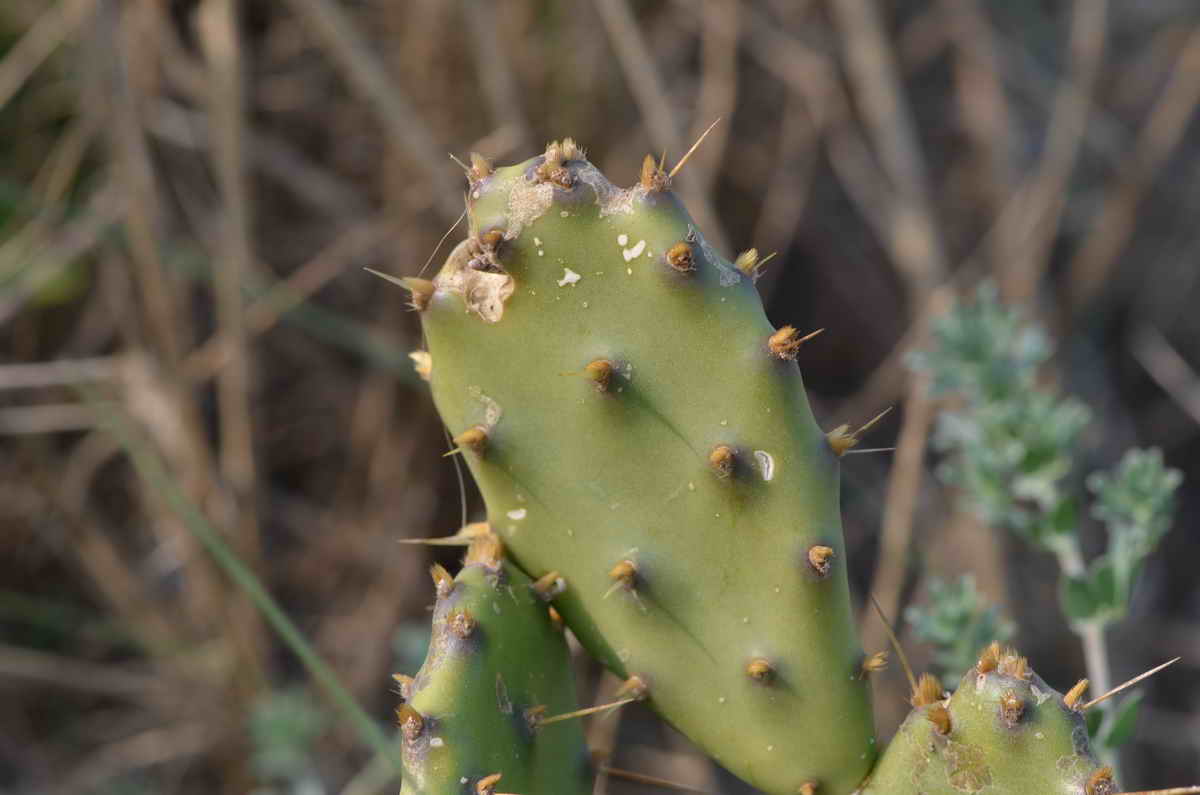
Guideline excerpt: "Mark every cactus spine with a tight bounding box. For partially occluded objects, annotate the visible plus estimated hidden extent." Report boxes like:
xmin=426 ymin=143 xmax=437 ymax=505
xmin=396 ymin=142 xmax=1136 ymax=795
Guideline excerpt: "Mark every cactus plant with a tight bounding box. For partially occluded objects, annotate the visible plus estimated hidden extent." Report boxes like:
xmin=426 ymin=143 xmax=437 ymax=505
xmin=399 ymin=534 xmax=590 ymax=795
xmin=390 ymin=141 xmax=1188 ymax=795
xmin=862 ymin=645 xmax=1111 ymax=795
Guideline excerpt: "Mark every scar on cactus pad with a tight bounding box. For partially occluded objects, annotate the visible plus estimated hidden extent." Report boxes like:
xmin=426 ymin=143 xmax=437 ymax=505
xmin=382 ymin=140 xmax=1193 ymax=795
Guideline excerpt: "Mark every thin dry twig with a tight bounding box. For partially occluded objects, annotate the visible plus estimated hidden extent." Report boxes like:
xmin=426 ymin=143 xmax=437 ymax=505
xmin=1131 ymin=326 xmax=1200 ymax=428
xmin=599 ymin=765 xmax=713 ymax=794
xmin=0 ymin=643 xmax=167 ymax=699
xmin=149 ymin=100 xmax=369 ymax=220
xmin=0 ymin=357 xmax=120 ymax=390
xmin=51 ymin=723 xmax=214 ymax=795
xmin=939 ymin=0 xmax=1015 ymax=215
xmin=742 ymin=8 xmax=891 ymax=240
xmin=686 ymin=0 xmax=739 ymax=198
xmin=827 ymin=0 xmax=948 ymax=298
xmin=104 ymin=4 xmax=185 ymax=366
xmin=860 ymin=373 xmax=935 ymax=657
xmin=197 ymin=0 xmax=258 ymax=507
xmin=0 ymin=403 xmax=103 ymax=434
xmin=994 ymin=0 xmax=1108 ymax=301
xmin=197 ymin=0 xmax=267 ymax=695
xmin=749 ymin=96 xmax=818 ymax=290
xmin=1069 ymin=22 xmax=1200 ymax=310
xmin=0 ymin=182 xmax=126 ymax=327
xmin=181 ymin=221 xmax=392 ymax=382
xmin=459 ymin=0 xmax=534 ymax=154
xmin=590 ymin=0 xmax=727 ymax=251
xmin=0 ymin=0 xmax=97 ymax=111
xmin=282 ymin=0 xmax=462 ymax=218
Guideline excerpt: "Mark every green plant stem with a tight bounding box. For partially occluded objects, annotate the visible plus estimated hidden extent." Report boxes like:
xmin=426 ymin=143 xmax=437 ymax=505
xmin=1054 ymin=536 xmax=1114 ymax=701
xmin=1054 ymin=533 xmax=1119 ymax=777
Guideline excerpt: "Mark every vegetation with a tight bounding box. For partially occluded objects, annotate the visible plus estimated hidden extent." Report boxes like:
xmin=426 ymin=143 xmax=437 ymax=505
xmin=3 ymin=2 xmax=1198 ymax=793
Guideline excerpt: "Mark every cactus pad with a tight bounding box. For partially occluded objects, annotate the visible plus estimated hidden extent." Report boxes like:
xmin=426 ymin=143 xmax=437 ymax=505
xmin=398 ymin=536 xmax=590 ymax=795
xmin=861 ymin=644 xmax=1114 ymax=795
xmin=412 ymin=142 xmax=876 ymax=794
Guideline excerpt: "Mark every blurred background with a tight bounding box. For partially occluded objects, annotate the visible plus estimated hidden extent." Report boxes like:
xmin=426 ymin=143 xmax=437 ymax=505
xmin=2 ymin=0 xmax=1199 ymax=793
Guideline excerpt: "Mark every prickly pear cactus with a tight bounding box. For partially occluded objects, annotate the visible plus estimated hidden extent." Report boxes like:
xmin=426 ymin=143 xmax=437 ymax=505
xmin=410 ymin=141 xmax=876 ymax=794
xmin=397 ymin=535 xmax=590 ymax=795
xmin=389 ymin=140 xmax=1161 ymax=795
xmin=861 ymin=644 xmax=1115 ymax=795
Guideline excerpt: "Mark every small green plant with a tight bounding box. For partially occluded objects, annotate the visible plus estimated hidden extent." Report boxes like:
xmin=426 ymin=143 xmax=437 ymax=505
xmin=249 ymin=688 xmax=328 ymax=795
xmin=1076 ymin=448 xmax=1183 ymax=626
xmin=905 ymin=575 xmax=1015 ymax=686
xmin=909 ymin=283 xmax=1092 ymax=548
xmin=910 ymin=284 xmax=1183 ymax=757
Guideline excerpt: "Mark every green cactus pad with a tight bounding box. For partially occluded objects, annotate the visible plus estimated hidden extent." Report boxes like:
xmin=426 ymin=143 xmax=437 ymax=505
xmin=861 ymin=645 xmax=1114 ymax=795
xmin=413 ymin=142 xmax=876 ymax=794
xmin=399 ymin=536 xmax=591 ymax=795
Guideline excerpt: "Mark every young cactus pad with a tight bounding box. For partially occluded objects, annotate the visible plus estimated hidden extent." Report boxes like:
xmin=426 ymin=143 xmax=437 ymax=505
xmin=861 ymin=644 xmax=1115 ymax=795
xmin=410 ymin=141 xmax=875 ymax=794
xmin=398 ymin=535 xmax=590 ymax=795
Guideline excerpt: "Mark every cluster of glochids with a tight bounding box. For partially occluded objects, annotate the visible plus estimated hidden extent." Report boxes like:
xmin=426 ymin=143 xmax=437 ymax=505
xmin=385 ymin=140 xmax=1186 ymax=795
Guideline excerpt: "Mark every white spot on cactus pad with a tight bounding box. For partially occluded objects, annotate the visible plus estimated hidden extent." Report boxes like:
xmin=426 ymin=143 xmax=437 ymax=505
xmin=622 ymin=240 xmax=646 ymax=261
xmin=617 ymin=233 xmax=628 ymax=246
xmin=505 ymin=178 xmax=553 ymax=238
xmin=557 ymin=268 xmax=581 ymax=287
xmin=507 ymin=508 xmax=527 ymax=520
xmin=430 ymin=737 xmax=444 ymax=748
xmin=534 ymin=237 xmax=542 ymax=246
xmin=576 ymin=162 xmax=635 ymax=216
xmin=468 ymin=386 xmax=503 ymax=426
xmin=754 ymin=450 xmax=776 ymax=482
